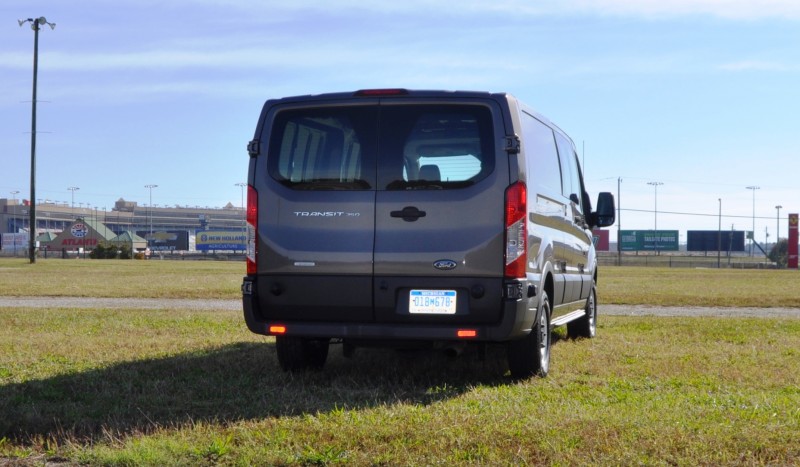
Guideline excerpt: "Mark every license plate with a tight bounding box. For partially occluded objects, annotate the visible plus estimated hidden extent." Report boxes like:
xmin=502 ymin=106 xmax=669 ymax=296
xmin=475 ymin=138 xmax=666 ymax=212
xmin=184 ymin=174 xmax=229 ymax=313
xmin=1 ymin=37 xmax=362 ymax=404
xmin=409 ymin=290 xmax=457 ymax=314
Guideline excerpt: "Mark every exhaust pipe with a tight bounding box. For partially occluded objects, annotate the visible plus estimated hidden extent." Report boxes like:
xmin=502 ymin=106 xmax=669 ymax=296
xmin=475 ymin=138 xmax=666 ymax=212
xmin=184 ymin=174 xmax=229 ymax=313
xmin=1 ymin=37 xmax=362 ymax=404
xmin=443 ymin=342 xmax=466 ymax=358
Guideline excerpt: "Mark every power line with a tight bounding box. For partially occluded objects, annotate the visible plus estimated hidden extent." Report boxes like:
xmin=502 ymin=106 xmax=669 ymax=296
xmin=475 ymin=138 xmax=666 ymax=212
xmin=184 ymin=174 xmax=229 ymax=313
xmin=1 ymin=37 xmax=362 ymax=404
xmin=623 ymin=207 xmax=777 ymax=221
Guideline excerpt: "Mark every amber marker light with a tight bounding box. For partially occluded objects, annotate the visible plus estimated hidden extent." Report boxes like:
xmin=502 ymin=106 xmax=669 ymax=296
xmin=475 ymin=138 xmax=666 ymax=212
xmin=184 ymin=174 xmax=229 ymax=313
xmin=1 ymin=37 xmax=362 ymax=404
xmin=269 ymin=325 xmax=287 ymax=335
xmin=457 ymin=329 xmax=477 ymax=338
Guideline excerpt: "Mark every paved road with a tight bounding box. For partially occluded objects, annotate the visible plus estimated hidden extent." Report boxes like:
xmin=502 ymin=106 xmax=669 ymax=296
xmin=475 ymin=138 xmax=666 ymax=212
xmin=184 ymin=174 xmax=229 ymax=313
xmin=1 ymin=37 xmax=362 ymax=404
xmin=1 ymin=297 xmax=799 ymax=318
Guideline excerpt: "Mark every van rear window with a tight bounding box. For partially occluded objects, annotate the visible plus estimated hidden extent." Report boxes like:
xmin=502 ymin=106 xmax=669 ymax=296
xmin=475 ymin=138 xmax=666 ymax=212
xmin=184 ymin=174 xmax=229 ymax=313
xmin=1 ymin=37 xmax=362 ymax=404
xmin=380 ymin=107 xmax=494 ymax=190
xmin=268 ymin=107 xmax=378 ymax=190
xmin=267 ymin=104 xmax=494 ymax=191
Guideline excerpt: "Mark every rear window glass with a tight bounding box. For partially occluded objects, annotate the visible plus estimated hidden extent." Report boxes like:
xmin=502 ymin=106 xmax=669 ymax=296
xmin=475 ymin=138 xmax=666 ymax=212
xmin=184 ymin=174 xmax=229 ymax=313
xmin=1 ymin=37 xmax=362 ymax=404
xmin=267 ymin=104 xmax=494 ymax=191
xmin=380 ymin=106 xmax=495 ymax=190
xmin=267 ymin=107 xmax=377 ymax=190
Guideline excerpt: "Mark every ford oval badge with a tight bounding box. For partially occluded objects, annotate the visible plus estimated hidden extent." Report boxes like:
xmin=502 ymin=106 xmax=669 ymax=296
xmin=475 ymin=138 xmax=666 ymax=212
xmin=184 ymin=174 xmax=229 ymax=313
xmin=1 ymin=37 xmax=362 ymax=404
xmin=433 ymin=259 xmax=458 ymax=271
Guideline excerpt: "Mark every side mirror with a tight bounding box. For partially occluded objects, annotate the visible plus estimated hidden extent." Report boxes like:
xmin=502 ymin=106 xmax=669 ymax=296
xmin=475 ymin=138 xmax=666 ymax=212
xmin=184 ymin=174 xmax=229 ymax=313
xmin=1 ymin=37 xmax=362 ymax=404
xmin=591 ymin=192 xmax=615 ymax=228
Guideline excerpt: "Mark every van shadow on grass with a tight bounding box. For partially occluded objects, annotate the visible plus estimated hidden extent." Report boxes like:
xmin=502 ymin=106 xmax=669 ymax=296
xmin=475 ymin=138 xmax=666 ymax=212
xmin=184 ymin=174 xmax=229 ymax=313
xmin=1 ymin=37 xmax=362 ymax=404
xmin=1 ymin=341 xmax=511 ymax=443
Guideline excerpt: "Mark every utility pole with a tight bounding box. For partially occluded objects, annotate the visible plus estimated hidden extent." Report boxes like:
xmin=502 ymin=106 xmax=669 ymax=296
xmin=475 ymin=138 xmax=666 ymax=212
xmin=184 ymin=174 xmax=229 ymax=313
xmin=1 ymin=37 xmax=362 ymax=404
xmin=746 ymin=186 xmax=760 ymax=256
xmin=617 ymin=177 xmax=622 ymax=265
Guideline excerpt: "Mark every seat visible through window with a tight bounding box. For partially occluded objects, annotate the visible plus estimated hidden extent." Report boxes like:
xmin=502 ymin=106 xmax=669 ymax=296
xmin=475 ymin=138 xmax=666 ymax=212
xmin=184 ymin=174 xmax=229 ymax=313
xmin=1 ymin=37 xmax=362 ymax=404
xmin=418 ymin=164 xmax=441 ymax=182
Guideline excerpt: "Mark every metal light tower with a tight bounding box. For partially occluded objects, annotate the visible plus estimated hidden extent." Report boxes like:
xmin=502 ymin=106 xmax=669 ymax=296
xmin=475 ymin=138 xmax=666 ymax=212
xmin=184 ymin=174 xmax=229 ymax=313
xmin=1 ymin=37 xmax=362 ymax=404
xmin=19 ymin=16 xmax=56 ymax=263
xmin=746 ymin=186 xmax=760 ymax=256
xmin=145 ymin=184 xmax=158 ymax=235
xmin=647 ymin=181 xmax=663 ymax=253
xmin=776 ymin=205 xmax=782 ymax=245
xmin=717 ymin=198 xmax=722 ymax=268
xmin=67 ymin=186 xmax=79 ymax=219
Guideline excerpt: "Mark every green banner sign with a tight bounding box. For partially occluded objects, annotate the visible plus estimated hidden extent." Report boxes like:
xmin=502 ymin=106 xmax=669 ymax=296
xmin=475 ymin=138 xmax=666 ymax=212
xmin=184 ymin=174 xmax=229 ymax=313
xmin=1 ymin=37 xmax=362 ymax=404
xmin=619 ymin=230 xmax=679 ymax=251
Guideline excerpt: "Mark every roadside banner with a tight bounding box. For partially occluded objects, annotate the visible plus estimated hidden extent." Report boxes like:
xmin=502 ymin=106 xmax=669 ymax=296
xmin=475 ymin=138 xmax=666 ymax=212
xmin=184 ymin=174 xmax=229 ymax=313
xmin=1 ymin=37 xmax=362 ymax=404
xmin=619 ymin=230 xmax=679 ymax=251
xmin=195 ymin=230 xmax=246 ymax=251
xmin=789 ymin=214 xmax=798 ymax=269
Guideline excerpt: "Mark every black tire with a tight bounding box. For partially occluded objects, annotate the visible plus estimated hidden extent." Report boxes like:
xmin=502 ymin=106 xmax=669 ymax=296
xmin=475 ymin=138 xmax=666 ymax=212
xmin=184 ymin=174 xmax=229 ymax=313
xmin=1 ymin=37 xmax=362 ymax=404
xmin=507 ymin=293 xmax=551 ymax=379
xmin=275 ymin=336 xmax=330 ymax=371
xmin=568 ymin=284 xmax=597 ymax=339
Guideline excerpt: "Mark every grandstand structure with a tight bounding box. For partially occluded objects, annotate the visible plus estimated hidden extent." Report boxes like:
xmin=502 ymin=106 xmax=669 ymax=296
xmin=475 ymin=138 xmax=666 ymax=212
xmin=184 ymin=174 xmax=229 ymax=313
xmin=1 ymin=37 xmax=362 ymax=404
xmin=1 ymin=197 xmax=245 ymax=248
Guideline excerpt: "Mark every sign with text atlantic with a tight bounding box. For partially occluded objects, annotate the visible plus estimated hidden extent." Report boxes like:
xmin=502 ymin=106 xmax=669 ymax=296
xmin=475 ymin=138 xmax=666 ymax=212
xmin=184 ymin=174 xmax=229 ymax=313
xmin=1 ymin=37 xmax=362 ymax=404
xmin=195 ymin=230 xmax=246 ymax=251
xmin=619 ymin=230 xmax=679 ymax=251
xmin=789 ymin=214 xmax=798 ymax=269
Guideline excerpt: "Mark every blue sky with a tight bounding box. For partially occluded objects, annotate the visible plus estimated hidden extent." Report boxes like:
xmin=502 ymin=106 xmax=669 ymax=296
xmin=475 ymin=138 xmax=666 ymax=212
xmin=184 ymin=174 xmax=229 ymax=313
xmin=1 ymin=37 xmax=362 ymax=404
xmin=2 ymin=0 xmax=799 ymax=243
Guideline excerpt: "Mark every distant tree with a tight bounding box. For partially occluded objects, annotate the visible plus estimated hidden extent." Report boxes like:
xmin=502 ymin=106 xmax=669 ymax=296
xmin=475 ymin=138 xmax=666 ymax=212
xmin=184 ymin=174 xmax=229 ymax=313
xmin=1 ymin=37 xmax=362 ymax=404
xmin=769 ymin=239 xmax=788 ymax=268
xmin=118 ymin=244 xmax=132 ymax=259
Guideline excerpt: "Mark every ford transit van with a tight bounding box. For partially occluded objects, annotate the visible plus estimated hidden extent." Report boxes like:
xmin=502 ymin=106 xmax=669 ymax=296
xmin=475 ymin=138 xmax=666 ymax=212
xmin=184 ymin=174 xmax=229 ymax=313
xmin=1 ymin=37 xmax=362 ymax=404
xmin=242 ymin=89 xmax=615 ymax=378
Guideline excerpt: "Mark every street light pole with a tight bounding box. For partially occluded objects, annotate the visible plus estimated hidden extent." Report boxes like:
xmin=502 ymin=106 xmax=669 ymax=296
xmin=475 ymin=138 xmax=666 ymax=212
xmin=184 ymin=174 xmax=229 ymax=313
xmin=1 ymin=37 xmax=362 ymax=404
xmin=717 ymin=198 xmax=722 ymax=269
xmin=145 ymin=184 xmax=158 ymax=235
xmin=67 ymin=186 xmax=79 ymax=220
xmin=746 ymin=186 xmax=760 ymax=256
xmin=19 ymin=16 xmax=55 ymax=264
xmin=776 ymin=205 xmax=783 ymax=246
xmin=647 ymin=181 xmax=663 ymax=253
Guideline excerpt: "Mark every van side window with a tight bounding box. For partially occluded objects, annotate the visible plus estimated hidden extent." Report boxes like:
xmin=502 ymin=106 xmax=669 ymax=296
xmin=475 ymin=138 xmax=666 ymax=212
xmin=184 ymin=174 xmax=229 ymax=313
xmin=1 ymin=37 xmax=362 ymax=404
xmin=267 ymin=108 xmax=377 ymax=190
xmin=379 ymin=106 xmax=494 ymax=190
xmin=521 ymin=112 xmax=562 ymax=197
xmin=554 ymin=133 xmax=583 ymax=213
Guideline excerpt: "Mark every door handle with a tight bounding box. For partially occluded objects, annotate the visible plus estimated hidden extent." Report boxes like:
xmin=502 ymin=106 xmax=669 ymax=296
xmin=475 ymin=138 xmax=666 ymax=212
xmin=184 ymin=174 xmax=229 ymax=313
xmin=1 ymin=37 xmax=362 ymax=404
xmin=390 ymin=206 xmax=426 ymax=222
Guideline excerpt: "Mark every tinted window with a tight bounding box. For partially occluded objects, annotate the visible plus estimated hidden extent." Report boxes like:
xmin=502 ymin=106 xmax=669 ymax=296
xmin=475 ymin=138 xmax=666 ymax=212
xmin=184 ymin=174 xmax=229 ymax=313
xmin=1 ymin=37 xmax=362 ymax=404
xmin=555 ymin=132 xmax=582 ymax=212
xmin=268 ymin=104 xmax=494 ymax=191
xmin=521 ymin=112 xmax=562 ymax=196
xmin=268 ymin=107 xmax=377 ymax=190
xmin=378 ymin=106 xmax=495 ymax=190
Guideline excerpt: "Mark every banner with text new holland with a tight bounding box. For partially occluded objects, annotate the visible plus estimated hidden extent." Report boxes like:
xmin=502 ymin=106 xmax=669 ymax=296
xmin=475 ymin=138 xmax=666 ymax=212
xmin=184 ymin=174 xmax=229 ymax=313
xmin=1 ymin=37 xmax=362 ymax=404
xmin=195 ymin=230 xmax=246 ymax=251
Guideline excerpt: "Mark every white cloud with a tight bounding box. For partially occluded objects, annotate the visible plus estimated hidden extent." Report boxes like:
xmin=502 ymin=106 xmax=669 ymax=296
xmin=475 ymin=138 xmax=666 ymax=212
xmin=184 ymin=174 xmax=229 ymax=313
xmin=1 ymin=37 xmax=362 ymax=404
xmin=718 ymin=60 xmax=795 ymax=72
xmin=235 ymin=0 xmax=800 ymax=20
xmin=46 ymin=0 xmax=800 ymax=20
xmin=556 ymin=0 xmax=800 ymax=20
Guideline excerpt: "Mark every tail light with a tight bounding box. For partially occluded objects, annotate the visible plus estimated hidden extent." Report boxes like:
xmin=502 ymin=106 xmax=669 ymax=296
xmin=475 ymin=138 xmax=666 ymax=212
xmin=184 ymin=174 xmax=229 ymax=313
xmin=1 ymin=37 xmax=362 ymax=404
xmin=246 ymin=185 xmax=258 ymax=275
xmin=504 ymin=182 xmax=527 ymax=278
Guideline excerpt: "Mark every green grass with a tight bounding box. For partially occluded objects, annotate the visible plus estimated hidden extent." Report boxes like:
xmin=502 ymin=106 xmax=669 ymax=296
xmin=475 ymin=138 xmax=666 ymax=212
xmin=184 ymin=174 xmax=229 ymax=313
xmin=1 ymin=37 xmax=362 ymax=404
xmin=0 ymin=258 xmax=243 ymax=299
xmin=3 ymin=258 xmax=800 ymax=307
xmin=0 ymin=307 xmax=798 ymax=465
xmin=601 ymin=266 xmax=800 ymax=307
xmin=1 ymin=258 xmax=799 ymax=465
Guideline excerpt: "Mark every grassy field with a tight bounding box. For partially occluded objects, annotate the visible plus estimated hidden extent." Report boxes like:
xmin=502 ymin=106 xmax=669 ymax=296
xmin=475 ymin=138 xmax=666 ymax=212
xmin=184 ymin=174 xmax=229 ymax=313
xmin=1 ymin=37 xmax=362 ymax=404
xmin=2 ymin=257 xmax=800 ymax=306
xmin=0 ymin=258 xmax=243 ymax=299
xmin=1 ymin=258 xmax=799 ymax=465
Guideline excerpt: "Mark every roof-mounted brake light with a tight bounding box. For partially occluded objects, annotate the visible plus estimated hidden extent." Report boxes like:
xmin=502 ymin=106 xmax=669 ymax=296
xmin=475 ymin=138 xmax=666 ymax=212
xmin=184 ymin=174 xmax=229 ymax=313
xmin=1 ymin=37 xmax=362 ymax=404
xmin=354 ymin=89 xmax=408 ymax=97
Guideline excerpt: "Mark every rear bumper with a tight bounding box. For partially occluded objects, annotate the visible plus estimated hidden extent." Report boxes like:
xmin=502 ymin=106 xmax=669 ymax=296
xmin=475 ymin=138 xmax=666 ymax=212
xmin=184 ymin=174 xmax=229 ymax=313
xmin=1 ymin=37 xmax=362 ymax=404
xmin=242 ymin=276 xmax=536 ymax=342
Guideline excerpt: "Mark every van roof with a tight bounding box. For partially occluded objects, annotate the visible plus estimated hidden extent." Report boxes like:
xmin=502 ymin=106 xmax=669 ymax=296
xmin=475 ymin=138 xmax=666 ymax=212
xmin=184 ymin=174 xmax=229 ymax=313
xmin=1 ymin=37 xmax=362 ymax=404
xmin=264 ymin=89 xmax=509 ymax=104
xmin=260 ymin=89 xmax=570 ymax=147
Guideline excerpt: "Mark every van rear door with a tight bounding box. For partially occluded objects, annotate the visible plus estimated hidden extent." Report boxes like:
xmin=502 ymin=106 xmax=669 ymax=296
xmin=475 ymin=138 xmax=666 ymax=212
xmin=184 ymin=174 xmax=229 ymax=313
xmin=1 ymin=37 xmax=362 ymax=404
xmin=372 ymin=101 xmax=509 ymax=325
xmin=255 ymin=104 xmax=378 ymax=322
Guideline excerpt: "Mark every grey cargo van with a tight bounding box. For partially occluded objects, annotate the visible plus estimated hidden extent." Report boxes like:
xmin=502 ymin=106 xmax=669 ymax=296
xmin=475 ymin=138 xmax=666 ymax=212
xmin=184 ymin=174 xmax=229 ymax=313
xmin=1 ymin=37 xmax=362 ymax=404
xmin=242 ymin=89 xmax=615 ymax=378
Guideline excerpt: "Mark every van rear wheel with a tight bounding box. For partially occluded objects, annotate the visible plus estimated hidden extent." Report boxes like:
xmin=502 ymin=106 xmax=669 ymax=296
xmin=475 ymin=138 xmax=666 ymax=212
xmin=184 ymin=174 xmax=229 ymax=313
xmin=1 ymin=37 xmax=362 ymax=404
xmin=568 ymin=284 xmax=597 ymax=339
xmin=507 ymin=294 xmax=551 ymax=379
xmin=275 ymin=336 xmax=330 ymax=371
